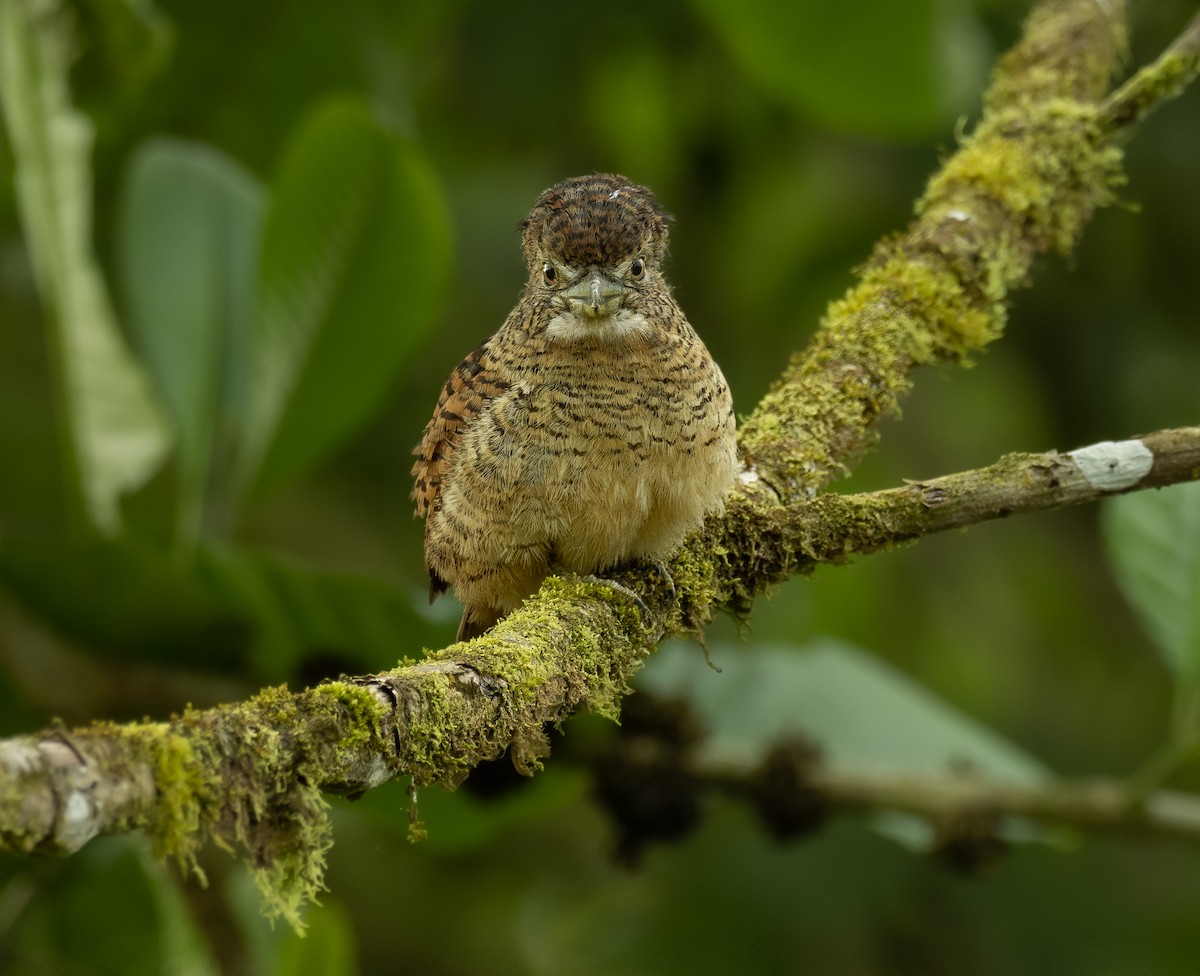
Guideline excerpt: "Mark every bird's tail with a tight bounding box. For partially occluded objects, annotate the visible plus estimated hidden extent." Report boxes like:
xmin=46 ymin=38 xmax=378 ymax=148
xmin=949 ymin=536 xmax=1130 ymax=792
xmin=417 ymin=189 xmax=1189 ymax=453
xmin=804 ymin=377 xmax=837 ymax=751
xmin=457 ymin=605 xmax=503 ymax=642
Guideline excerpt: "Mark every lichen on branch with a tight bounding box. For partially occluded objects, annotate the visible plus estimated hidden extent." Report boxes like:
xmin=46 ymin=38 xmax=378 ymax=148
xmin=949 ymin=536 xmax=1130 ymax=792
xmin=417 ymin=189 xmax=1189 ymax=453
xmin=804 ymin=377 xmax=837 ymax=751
xmin=3 ymin=0 xmax=1200 ymax=928
xmin=737 ymin=0 xmax=1129 ymax=503
xmin=0 ymin=682 xmax=391 ymax=929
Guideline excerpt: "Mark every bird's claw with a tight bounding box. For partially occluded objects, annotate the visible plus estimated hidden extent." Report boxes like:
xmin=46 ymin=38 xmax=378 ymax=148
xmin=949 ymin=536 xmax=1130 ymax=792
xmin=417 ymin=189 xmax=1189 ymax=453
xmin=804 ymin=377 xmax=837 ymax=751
xmin=581 ymin=575 xmax=649 ymax=616
xmin=648 ymin=558 xmax=676 ymax=598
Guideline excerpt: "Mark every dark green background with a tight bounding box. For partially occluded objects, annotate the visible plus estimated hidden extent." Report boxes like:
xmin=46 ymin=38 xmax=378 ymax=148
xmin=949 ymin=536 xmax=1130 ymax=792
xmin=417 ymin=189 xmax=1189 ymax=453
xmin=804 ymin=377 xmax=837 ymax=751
xmin=2 ymin=0 xmax=1199 ymax=973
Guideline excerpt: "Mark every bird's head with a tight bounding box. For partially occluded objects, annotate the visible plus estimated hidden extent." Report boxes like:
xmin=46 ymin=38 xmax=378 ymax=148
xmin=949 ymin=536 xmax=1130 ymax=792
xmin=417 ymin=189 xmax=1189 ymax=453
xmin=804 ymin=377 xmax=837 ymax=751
xmin=520 ymin=174 xmax=671 ymax=342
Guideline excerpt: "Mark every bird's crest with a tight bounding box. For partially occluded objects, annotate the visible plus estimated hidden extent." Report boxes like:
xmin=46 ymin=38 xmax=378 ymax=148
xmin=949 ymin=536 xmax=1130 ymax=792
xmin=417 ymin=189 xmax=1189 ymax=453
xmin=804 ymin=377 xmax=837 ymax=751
xmin=521 ymin=173 xmax=670 ymax=268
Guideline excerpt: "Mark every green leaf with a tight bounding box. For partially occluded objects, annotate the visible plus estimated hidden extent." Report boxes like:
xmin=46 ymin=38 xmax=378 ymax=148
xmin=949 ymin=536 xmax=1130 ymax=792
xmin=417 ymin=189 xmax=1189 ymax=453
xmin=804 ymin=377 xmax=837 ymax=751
xmin=687 ymin=0 xmax=987 ymax=138
xmin=0 ymin=535 xmax=249 ymax=670
xmin=138 ymin=845 xmax=222 ymax=976
xmin=116 ymin=138 xmax=266 ymax=543
xmin=75 ymin=0 xmax=174 ymax=87
xmin=241 ymin=97 xmax=451 ymax=497
xmin=194 ymin=546 xmax=439 ymax=680
xmin=0 ymin=0 xmax=170 ymax=533
xmin=0 ymin=837 xmax=216 ymax=976
xmin=0 ymin=534 xmax=438 ymax=678
xmin=274 ymin=899 xmax=357 ymax=976
xmin=1102 ymin=481 xmax=1200 ymax=678
xmin=639 ymin=639 xmax=1048 ymax=784
xmin=404 ymin=766 xmax=587 ymax=856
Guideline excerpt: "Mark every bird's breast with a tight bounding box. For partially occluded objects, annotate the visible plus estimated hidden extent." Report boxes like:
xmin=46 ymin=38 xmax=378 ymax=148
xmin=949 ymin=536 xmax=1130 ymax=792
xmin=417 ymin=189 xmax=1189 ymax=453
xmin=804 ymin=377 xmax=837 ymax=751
xmin=467 ymin=349 xmax=735 ymax=570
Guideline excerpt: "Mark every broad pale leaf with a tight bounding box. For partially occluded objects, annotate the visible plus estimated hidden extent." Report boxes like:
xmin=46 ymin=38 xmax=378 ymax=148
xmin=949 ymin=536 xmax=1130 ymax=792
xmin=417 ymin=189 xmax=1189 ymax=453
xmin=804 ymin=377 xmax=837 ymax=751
xmin=240 ymin=97 xmax=451 ymax=497
xmin=640 ymin=639 xmax=1048 ymax=784
xmin=117 ymin=138 xmax=265 ymax=542
xmin=0 ymin=0 xmax=169 ymax=532
xmin=1102 ymin=482 xmax=1200 ymax=678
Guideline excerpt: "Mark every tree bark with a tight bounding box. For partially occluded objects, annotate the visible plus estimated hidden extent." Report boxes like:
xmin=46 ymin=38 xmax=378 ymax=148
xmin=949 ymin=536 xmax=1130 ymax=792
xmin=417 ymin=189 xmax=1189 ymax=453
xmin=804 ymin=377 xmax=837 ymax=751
xmin=2 ymin=0 xmax=1199 ymax=927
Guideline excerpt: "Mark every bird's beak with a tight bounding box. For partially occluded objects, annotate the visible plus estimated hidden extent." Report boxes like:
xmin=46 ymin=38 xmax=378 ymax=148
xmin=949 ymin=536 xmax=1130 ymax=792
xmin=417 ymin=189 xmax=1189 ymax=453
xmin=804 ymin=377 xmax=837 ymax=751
xmin=563 ymin=270 xmax=626 ymax=319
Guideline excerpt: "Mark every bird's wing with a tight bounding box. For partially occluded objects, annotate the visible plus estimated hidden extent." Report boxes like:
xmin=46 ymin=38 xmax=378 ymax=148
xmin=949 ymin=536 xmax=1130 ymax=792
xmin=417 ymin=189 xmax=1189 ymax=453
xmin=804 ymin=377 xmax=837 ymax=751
xmin=411 ymin=340 xmax=509 ymax=520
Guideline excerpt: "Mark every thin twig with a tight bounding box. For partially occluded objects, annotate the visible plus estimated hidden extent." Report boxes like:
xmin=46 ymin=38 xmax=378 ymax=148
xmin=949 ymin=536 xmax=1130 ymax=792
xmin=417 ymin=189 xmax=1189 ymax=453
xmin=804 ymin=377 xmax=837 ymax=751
xmin=823 ymin=427 xmax=1200 ymax=553
xmin=1101 ymin=9 xmax=1200 ymax=132
xmin=710 ymin=427 xmax=1200 ymax=603
xmin=715 ymin=761 xmax=1200 ymax=843
xmin=0 ymin=0 xmax=1195 ymax=924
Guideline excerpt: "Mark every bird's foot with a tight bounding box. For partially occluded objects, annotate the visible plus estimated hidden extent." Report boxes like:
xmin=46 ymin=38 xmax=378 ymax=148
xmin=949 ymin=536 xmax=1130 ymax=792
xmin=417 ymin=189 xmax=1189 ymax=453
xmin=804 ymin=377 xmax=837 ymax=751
xmin=579 ymin=575 xmax=649 ymax=616
xmin=645 ymin=558 xmax=676 ymax=598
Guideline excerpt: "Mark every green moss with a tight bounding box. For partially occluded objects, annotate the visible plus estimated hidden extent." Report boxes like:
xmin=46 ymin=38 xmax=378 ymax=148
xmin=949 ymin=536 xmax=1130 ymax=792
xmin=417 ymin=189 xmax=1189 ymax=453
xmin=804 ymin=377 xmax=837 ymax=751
xmin=1104 ymin=42 xmax=1200 ymax=130
xmin=923 ymin=100 xmax=1124 ymax=259
xmin=735 ymin=0 xmax=1128 ymax=502
xmin=5 ymin=1 xmax=1157 ymax=936
xmin=247 ymin=782 xmax=333 ymax=932
xmin=738 ymin=84 xmax=1126 ymax=507
xmin=986 ymin=1 xmax=1126 ymax=109
xmin=306 ymin=682 xmax=388 ymax=769
xmin=135 ymin=725 xmax=213 ymax=877
xmin=402 ymin=674 xmax=472 ymax=786
xmin=92 ymin=681 xmax=396 ymax=932
xmin=366 ymin=569 xmax=664 ymax=790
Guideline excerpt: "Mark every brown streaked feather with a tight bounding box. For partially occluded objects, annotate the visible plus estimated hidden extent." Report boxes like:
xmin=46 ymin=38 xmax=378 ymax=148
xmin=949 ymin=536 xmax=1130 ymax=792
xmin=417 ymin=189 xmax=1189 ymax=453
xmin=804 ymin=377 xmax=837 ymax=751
xmin=521 ymin=173 xmax=669 ymax=269
xmin=411 ymin=340 xmax=509 ymax=517
xmin=412 ymin=175 xmax=736 ymax=643
xmin=456 ymin=604 xmax=503 ymax=642
xmin=428 ymin=570 xmax=449 ymax=602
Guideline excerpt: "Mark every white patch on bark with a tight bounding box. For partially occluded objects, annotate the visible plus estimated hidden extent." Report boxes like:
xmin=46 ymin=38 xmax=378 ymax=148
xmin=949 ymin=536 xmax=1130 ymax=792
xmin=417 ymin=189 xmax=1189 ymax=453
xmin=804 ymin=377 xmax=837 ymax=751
xmin=1069 ymin=439 xmax=1153 ymax=491
xmin=0 ymin=741 xmax=40 ymax=775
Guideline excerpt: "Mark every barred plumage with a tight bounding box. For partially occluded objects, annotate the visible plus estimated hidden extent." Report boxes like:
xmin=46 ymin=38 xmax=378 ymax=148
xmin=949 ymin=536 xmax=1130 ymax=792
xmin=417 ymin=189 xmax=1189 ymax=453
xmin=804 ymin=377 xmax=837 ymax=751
xmin=412 ymin=174 xmax=737 ymax=640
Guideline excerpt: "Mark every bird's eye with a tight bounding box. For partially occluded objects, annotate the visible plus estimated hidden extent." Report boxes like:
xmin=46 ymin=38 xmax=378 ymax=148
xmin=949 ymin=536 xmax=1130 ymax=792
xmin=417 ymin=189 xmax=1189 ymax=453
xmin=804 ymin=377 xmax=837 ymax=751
xmin=543 ymin=263 xmax=557 ymax=285
xmin=630 ymin=258 xmax=646 ymax=280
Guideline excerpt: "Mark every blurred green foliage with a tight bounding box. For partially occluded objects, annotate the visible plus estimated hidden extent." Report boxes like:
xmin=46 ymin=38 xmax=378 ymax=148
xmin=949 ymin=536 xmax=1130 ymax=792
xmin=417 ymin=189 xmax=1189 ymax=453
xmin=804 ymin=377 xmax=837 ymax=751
xmin=1 ymin=0 xmax=1199 ymax=973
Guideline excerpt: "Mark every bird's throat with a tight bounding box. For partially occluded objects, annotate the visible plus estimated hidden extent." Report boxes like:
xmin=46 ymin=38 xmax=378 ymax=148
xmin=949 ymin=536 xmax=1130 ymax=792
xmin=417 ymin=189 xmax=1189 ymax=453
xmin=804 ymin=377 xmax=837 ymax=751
xmin=545 ymin=308 xmax=653 ymax=344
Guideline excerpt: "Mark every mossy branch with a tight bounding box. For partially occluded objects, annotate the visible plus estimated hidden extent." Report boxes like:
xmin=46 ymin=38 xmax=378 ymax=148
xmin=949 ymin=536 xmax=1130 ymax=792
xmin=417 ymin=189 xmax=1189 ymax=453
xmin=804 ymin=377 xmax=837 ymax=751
xmin=736 ymin=0 xmax=1127 ymax=502
xmin=702 ymin=427 xmax=1200 ymax=612
xmin=2 ymin=0 xmax=1199 ymax=926
xmin=1101 ymin=8 xmax=1200 ymax=132
xmin=4 ymin=423 xmax=1197 ymax=924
